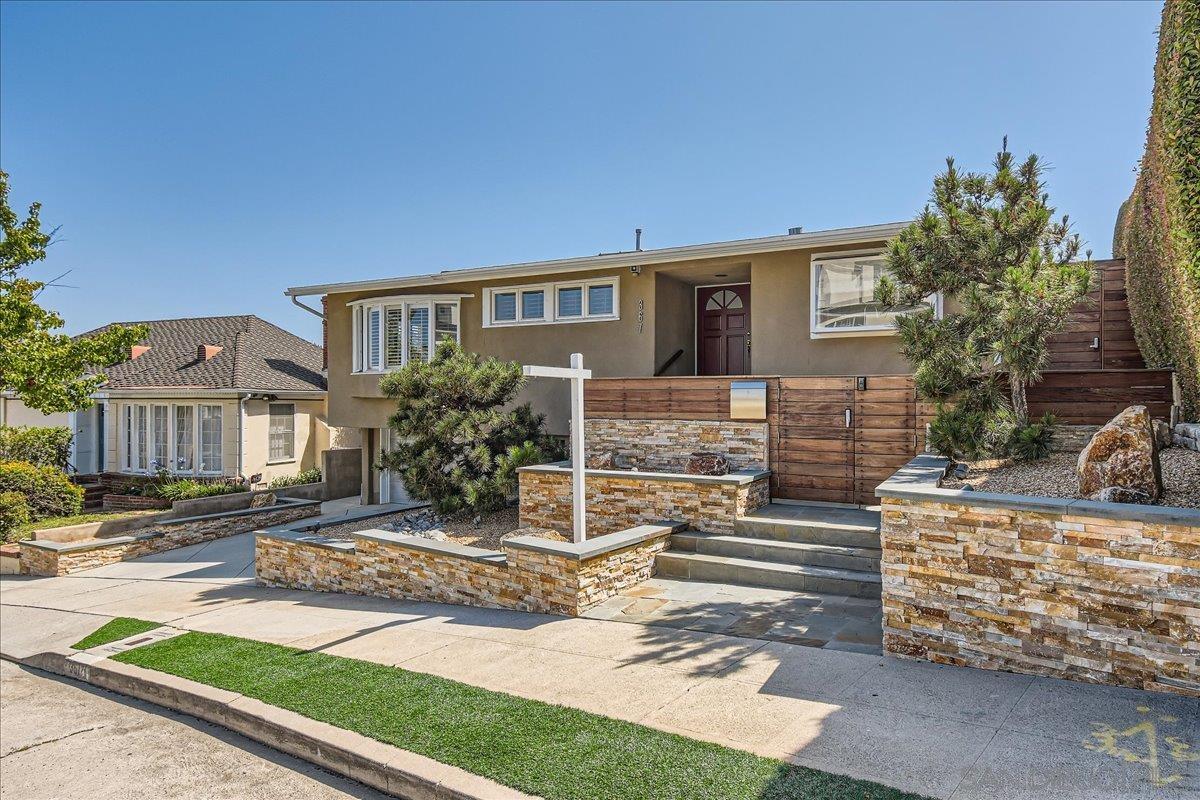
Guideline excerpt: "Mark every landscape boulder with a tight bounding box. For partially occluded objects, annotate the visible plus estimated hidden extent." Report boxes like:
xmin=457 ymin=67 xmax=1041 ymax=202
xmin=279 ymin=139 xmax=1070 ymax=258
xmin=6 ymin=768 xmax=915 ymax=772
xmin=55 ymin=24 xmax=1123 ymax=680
xmin=1152 ymin=419 xmax=1173 ymax=450
xmin=1077 ymin=406 xmax=1162 ymax=502
xmin=249 ymin=492 xmax=277 ymax=509
xmin=686 ymin=452 xmax=729 ymax=476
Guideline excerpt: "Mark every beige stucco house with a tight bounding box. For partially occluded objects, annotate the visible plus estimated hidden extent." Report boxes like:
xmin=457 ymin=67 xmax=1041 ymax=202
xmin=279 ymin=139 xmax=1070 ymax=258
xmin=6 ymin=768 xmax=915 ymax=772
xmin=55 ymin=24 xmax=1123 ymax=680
xmin=286 ymin=221 xmax=939 ymax=503
xmin=7 ymin=315 xmax=331 ymax=485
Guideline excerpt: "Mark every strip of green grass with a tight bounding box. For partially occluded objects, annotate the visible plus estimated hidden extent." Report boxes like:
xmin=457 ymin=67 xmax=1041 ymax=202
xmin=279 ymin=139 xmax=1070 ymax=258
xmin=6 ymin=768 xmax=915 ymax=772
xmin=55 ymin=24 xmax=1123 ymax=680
xmin=114 ymin=630 xmax=925 ymax=800
xmin=71 ymin=617 xmax=162 ymax=650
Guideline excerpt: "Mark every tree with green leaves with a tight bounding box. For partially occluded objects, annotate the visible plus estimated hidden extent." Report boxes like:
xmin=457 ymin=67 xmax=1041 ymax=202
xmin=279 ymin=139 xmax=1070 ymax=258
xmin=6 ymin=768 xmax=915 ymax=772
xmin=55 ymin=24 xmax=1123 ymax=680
xmin=379 ymin=340 xmax=557 ymax=515
xmin=878 ymin=141 xmax=1092 ymax=458
xmin=1 ymin=170 xmax=146 ymax=413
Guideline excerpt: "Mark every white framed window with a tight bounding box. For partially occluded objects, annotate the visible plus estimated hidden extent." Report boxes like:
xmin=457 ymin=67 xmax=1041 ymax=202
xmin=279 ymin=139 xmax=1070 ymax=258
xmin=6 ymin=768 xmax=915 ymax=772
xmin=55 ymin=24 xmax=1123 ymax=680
xmin=198 ymin=405 xmax=223 ymax=474
xmin=174 ymin=405 xmax=194 ymax=472
xmin=350 ymin=295 xmax=465 ymax=374
xmin=810 ymin=252 xmax=940 ymax=338
xmin=268 ymin=403 xmax=295 ymax=462
xmin=150 ymin=404 xmax=169 ymax=472
xmin=483 ymin=276 xmax=620 ymax=327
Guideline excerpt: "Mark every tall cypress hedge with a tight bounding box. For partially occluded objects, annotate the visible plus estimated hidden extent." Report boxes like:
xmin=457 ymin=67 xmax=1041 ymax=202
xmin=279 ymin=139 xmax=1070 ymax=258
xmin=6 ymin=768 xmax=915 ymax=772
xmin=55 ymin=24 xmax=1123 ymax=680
xmin=1117 ymin=0 xmax=1200 ymax=420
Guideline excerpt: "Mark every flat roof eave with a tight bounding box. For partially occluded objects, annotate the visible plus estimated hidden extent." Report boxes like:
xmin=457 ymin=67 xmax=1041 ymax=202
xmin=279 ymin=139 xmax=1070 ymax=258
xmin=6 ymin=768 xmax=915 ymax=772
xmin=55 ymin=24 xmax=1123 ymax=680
xmin=285 ymin=221 xmax=908 ymax=298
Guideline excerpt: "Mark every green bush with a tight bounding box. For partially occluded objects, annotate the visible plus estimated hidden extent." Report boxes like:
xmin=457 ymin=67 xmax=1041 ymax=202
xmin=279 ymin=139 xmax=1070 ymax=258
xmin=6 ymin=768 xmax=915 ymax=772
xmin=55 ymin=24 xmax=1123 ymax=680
xmin=0 ymin=460 xmax=83 ymax=520
xmin=0 ymin=491 xmax=32 ymax=541
xmin=1008 ymin=413 xmax=1057 ymax=461
xmin=268 ymin=467 xmax=322 ymax=489
xmin=1118 ymin=0 xmax=1200 ymax=420
xmin=379 ymin=340 xmax=553 ymax=515
xmin=0 ymin=426 xmax=73 ymax=469
xmin=150 ymin=479 xmax=247 ymax=503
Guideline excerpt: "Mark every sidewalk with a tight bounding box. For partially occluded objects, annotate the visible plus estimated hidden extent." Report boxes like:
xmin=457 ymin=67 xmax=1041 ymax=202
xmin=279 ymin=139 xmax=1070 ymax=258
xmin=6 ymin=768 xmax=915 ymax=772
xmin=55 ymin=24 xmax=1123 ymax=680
xmin=1 ymin=533 xmax=1196 ymax=800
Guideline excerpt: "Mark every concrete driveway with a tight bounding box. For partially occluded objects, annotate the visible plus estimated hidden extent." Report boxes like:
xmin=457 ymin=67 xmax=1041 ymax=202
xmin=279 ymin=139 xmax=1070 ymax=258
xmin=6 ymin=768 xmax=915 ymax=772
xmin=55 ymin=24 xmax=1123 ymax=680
xmin=1 ymin=534 xmax=1196 ymax=799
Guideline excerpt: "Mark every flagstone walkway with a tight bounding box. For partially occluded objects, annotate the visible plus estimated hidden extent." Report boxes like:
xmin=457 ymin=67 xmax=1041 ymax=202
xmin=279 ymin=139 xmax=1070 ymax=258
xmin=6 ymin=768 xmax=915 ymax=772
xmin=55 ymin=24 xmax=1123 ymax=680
xmin=1 ymin=533 xmax=1195 ymax=800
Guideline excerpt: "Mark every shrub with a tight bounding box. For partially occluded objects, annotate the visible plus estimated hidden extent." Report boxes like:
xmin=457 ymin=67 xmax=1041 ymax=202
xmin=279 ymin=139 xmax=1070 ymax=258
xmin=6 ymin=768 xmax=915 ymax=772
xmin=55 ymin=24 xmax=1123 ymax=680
xmin=0 ymin=460 xmax=83 ymax=519
xmin=1117 ymin=0 xmax=1200 ymax=420
xmin=0 ymin=426 xmax=73 ymax=469
xmin=0 ymin=491 xmax=32 ymax=541
xmin=1008 ymin=413 xmax=1057 ymax=462
xmin=150 ymin=479 xmax=247 ymax=503
xmin=268 ymin=467 xmax=322 ymax=489
xmin=379 ymin=340 xmax=553 ymax=515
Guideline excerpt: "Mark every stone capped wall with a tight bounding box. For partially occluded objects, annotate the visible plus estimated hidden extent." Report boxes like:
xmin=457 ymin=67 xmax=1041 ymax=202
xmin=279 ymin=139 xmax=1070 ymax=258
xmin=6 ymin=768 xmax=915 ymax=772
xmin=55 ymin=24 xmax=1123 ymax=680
xmin=255 ymin=523 xmax=679 ymax=616
xmin=21 ymin=500 xmax=320 ymax=577
xmin=518 ymin=464 xmax=770 ymax=536
xmin=584 ymin=418 xmax=768 ymax=471
xmin=878 ymin=456 xmax=1200 ymax=696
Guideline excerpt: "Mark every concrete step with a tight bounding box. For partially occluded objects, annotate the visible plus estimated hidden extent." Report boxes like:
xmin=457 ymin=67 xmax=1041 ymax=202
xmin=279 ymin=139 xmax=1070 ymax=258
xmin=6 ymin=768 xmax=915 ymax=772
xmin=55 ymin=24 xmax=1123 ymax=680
xmin=671 ymin=532 xmax=881 ymax=573
xmin=735 ymin=503 xmax=881 ymax=548
xmin=655 ymin=551 xmax=881 ymax=599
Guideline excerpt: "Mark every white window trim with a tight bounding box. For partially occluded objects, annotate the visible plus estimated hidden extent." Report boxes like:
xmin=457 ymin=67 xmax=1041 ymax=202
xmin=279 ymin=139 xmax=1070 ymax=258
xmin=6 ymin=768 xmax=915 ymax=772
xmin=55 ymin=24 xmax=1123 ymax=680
xmin=809 ymin=250 xmax=941 ymax=339
xmin=348 ymin=295 xmax=464 ymax=375
xmin=119 ymin=400 xmax=225 ymax=477
xmin=197 ymin=404 xmax=224 ymax=475
xmin=268 ymin=402 xmax=296 ymax=464
xmin=483 ymin=276 xmax=620 ymax=328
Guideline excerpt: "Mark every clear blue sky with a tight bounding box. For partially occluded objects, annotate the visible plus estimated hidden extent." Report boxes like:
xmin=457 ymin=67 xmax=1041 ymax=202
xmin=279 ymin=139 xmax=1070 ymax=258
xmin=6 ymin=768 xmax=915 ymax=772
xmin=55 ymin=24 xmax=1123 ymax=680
xmin=1 ymin=0 xmax=1162 ymax=343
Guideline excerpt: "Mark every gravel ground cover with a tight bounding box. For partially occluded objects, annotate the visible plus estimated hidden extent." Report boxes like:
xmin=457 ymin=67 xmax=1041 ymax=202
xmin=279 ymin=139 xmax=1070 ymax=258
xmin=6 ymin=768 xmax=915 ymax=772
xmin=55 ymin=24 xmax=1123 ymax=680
xmin=942 ymin=448 xmax=1200 ymax=508
xmin=316 ymin=506 xmax=568 ymax=549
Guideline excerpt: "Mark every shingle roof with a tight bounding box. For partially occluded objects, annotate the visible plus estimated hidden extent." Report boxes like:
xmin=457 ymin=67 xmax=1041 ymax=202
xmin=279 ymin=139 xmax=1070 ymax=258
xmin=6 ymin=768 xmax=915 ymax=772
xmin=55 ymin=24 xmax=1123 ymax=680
xmin=78 ymin=315 xmax=325 ymax=392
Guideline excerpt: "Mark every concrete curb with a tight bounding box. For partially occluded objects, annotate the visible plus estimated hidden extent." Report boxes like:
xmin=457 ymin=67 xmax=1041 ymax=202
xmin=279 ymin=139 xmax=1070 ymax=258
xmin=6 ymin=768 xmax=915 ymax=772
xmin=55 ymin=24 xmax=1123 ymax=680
xmin=7 ymin=648 xmax=539 ymax=800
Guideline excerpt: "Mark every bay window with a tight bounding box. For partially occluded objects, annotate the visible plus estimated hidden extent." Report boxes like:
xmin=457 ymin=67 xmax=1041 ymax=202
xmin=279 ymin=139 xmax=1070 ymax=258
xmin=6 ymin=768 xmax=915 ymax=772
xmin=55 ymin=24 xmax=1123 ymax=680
xmin=198 ymin=405 xmax=222 ymax=473
xmin=351 ymin=296 xmax=464 ymax=373
xmin=483 ymin=276 xmax=619 ymax=327
xmin=174 ymin=405 xmax=194 ymax=472
xmin=810 ymin=252 xmax=939 ymax=337
xmin=120 ymin=401 xmax=219 ymax=475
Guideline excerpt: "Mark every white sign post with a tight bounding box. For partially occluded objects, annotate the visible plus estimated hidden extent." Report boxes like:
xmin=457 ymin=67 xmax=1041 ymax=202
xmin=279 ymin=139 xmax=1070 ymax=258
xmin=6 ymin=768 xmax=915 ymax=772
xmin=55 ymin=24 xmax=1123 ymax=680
xmin=522 ymin=353 xmax=591 ymax=543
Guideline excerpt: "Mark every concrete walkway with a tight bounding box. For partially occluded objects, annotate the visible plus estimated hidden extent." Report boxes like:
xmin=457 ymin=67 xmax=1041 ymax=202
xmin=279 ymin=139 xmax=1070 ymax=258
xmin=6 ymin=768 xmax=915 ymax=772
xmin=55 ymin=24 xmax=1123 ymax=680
xmin=1 ymin=534 xmax=1196 ymax=800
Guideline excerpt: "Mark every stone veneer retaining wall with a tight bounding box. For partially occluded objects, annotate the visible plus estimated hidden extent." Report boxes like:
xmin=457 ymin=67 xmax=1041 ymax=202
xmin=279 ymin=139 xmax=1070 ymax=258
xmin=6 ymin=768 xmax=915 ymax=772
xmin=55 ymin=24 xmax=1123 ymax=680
xmin=20 ymin=498 xmax=321 ymax=577
xmin=584 ymin=418 xmax=769 ymax=471
xmin=255 ymin=521 xmax=683 ymax=616
xmin=877 ymin=455 xmax=1200 ymax=696
xmin=517 ymin=463 xmax=770 ymax=536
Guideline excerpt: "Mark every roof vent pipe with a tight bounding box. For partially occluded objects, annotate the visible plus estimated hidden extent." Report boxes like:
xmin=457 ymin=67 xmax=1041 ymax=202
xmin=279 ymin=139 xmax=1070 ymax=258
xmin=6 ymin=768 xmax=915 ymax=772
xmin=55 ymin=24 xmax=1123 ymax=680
xmin=788 ymin=226 xmax=804 ymax=235
xmin=635 ymin=228 xmax=642 ymax=251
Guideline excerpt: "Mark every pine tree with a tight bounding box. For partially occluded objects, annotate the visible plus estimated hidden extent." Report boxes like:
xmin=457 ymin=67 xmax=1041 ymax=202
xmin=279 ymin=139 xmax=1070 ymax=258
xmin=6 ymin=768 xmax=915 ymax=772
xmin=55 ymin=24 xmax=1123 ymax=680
xmin=878 ymin=140 xmax=1092 ymax=456
xmin=379 ymin=340 xmax=555 ymax=514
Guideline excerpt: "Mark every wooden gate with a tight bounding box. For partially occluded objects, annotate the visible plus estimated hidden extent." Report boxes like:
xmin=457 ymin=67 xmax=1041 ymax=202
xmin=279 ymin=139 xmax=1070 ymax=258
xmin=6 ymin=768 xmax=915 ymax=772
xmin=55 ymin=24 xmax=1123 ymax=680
xmin=771 ymin=376 xmax=918 ymax=506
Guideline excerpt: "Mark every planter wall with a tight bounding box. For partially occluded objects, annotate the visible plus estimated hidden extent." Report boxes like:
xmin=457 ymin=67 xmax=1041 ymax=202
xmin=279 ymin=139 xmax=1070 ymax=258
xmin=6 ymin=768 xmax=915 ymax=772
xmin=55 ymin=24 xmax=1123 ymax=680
xmin=877 ymin=456 xmax=1200 ymax=696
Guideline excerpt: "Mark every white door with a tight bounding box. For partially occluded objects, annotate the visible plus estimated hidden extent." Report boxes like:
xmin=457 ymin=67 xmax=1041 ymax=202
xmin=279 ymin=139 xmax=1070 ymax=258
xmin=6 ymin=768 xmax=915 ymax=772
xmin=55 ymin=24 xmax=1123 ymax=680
xmin=378 ymin=428 xmax=412 ymax=504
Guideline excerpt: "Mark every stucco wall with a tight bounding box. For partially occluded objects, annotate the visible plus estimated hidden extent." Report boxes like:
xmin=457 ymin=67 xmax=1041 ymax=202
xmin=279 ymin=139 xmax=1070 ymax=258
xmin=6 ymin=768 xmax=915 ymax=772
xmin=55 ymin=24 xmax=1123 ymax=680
xmin=241 ymin=397 xmax=326 ymax=483
xmin=324 ymin=238 xmax=910 ymax=435
xmin=0 ymin=396 xmax=69 ymax=428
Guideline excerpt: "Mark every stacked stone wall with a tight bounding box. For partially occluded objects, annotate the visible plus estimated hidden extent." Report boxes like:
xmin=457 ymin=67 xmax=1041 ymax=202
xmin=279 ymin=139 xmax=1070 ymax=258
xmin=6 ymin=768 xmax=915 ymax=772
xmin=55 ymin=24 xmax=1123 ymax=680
xmin=584 ymin=418 xmax=768 ymax=471
xmin=879 ymin=457 xmax=1200 ymax=696
xmin=518 ymin=468 xmax=768 ymax=536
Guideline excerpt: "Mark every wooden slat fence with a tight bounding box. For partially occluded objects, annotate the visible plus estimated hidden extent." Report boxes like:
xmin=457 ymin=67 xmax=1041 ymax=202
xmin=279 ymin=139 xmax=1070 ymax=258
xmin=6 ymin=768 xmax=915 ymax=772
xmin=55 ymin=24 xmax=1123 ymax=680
xmin=585 ymin=368 xmax=1175 ymax=506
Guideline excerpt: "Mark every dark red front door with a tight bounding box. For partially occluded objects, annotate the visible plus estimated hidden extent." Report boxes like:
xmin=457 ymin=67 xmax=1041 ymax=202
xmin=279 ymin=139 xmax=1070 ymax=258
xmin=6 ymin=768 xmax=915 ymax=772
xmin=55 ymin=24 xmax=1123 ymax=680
xmin=697 ymin=284 xmax=750 ymax=375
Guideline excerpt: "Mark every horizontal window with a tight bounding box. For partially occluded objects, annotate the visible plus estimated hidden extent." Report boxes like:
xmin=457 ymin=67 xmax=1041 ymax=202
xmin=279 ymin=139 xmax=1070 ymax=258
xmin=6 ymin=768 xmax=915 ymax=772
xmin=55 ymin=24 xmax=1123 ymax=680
xmin=810 ymin=253 xmax=939 ymax=337
xmin=351 ymin=298 xmax=462 ymax=373
xmin=483 ymin=277 xmax=620 ymax=327
xmin=119 ymin=401 xmax=221 ymax=476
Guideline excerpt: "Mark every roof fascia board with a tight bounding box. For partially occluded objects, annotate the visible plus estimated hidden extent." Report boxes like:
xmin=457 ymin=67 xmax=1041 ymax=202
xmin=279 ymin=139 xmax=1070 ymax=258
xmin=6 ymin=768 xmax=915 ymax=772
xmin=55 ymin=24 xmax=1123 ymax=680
xmin=286 ymin=222 xmax=908 ymax=298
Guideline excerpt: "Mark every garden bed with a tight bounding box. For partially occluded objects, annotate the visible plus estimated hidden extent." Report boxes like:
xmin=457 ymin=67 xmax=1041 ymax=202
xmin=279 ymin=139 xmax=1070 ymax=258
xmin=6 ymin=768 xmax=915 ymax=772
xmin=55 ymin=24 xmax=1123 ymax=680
xmin=941 ymin=448 xmax=1200 ymax=508
xmin=316 ymin=506 xmax=569 ymax=549
xmin=6 ymin=509 xmax=162 ymax=543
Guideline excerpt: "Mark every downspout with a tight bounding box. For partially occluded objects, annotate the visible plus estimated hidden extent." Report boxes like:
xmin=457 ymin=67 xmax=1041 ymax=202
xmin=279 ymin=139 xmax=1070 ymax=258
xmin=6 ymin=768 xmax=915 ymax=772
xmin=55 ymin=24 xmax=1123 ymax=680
xmin=290 ymin=294 xmax=324 ymax=318
xmin=238 ymin=393 xmax=250 ymax=482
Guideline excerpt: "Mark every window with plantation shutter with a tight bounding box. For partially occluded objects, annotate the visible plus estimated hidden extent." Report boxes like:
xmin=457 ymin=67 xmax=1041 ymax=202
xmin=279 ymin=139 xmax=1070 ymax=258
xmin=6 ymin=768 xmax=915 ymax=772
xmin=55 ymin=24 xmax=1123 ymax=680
xmin=350 ymin=297 xmax=461 ymax=373
xmin=269 ymin=403 xmax=295 ymax=461
xmin=384 ymin=307 xmax=404 ymax=368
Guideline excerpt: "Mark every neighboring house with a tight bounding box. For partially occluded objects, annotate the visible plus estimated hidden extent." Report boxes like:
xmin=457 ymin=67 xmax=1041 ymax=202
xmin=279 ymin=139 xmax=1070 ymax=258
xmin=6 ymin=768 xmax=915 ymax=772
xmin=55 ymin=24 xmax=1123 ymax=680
xmin=287 ymin=221 xmax=946 ymax=502
xmin=0 ymin=393 xmax=69 ymax=429
xmin=6 ymin=315 xmax=330 ymax=485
